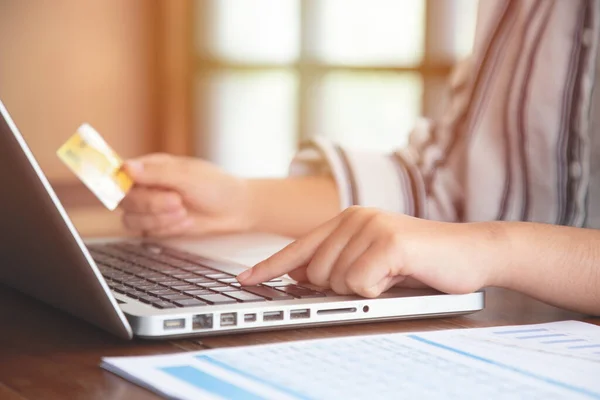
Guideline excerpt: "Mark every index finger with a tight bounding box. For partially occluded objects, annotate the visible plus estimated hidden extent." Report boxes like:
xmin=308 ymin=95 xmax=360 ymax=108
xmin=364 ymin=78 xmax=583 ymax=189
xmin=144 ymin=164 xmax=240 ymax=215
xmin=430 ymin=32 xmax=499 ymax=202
xmin=237 ymin=215 xmax=342 ymax=285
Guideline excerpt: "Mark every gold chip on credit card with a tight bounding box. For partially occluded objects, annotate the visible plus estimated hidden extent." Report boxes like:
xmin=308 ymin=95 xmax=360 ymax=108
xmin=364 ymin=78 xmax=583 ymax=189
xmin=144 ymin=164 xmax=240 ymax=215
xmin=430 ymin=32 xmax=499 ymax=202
xmin=57 ymin=124 xmax=133 ymax=210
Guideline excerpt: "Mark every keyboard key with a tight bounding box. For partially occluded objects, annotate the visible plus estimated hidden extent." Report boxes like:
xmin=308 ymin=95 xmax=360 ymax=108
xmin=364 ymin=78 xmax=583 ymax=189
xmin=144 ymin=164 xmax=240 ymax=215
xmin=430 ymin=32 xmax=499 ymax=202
xmin=162 ymin=294 xmax=194 ymax=301
xmin=184 ymin=289 xmax=214 ymax=296
xmin=136 ymin=284 xmax=162 ymax=291
xmin=224 ymin=291 xmax=265 ymax=303
xmin=158 ymin=280 xmax=185 ymax=287
xmin=230 ymin=282 xmax=241 ymax=287
xmin=184 ymin=277 xmax=213 ymax=284
xmin=174 ymin=299 xmax=207 ymax=307
xmin=275 ymin=285 xmax=326 ymax=298
xmin=147 ymin=276 xmax=173 ymax=283
xmin=123 ymin=279 xmax=147 ymax=287
xmin=180 ymin=266 xmax=215 ymax=274
xmin=197 ymin=294 xmax=237 ymax=305
xmin=197 ymin=282 xmax=225 ymax=288
xmin=211 ymin=286 xmax=240 ymax=292
xmin=135 ymin=271 xmax=165 ymax=279
xmin=242 ymin=286 xmax=294 ymax=300
xmin=204 ymin=273 xmax=234 ymax=279
xmin=159 ymin=268 xmax=184 ymax=275
xmin=114 ymin=244 xmax=204 ymax=270
xmin=263 ymin=281 xmax=290 ymax=287
xmin=163 ymin=248 xmax=215 ymax=265
xmin=152 ymin=301 xmax=177 ymax=309
xmin=148 ymin=289 xmax=179 ymax=296
xmin=173 ymin=273 xmax=198 ymax=280
xmin=124 ymin=289 xmax=145 ymax=299
xmin=217 ymin=277 xmax=239 ymax=284
xmin=109 ymin=284 xmax=128 ymax=294
xmin=171 ymin=285 xmax=200 ymax=292
xmin=137 ymin=294 xmax=160 ymax=304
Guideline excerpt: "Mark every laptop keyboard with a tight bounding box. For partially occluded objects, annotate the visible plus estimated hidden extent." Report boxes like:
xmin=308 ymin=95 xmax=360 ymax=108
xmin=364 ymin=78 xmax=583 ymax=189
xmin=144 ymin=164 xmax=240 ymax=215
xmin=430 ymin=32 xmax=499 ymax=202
xmin=88 ymin=243 xmax=328 ymax=309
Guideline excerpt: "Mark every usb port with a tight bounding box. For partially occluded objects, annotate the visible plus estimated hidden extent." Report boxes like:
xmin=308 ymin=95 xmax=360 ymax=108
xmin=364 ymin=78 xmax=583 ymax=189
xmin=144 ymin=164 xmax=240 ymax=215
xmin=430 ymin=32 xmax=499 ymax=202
xmin=290 ymin=309 xmax=310 ymax=319
xmin=163 ymin=318 xmax=185 ymax=330
xmin=244 ymin=313 xmax=257 ymax=323
xmin=263 ymin=311 xmax=284 ymax=321
xmin=220 ymin=312 xmax=237 ymax=327
xmin=192 ymin=314 xmax=213 ymax=330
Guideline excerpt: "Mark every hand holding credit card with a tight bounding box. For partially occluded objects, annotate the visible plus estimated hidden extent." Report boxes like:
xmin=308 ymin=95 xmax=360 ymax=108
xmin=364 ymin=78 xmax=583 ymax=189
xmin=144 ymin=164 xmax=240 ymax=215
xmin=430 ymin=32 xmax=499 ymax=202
xmin=57 ymin=124 xmax=133 ymax=210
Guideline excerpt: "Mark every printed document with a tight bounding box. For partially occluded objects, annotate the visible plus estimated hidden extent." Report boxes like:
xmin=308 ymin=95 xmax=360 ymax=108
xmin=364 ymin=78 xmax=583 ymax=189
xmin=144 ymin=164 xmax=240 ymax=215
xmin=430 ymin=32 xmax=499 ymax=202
xmin=101 ymin=320 xmax=600 ymax=399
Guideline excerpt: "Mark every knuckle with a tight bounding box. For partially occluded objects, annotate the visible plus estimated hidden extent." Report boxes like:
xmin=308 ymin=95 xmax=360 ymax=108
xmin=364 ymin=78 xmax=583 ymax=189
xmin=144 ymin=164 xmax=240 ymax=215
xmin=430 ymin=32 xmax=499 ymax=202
xmin=387 ymin=231 xmax=404 ymax=250
xmin=342 ymin=205 xmax=362 ymax=218
xmin=147 ymin=197 xmax=162 ymax=214
xmin=363 ymin=212 xmax=382 ymax=228
xmin=345 ymin=274 xmax=379 ymax=298
xmin=344 ymin=275 xmax=363 ymax=294
xmin=330 ymin=279 xmax=351 ymax=295
xmin=291 ymin=266 xmax=311 ymax=283
xmin=305 ymin=264 xmax=328 ymax=287
xmin=361 ymin=209 xmax=387 ymax=229
xmin=137 ymin=217 xmax=154 ymax=231
xmin=371 ymin=212 xmax=390 ymax=226
xmin=121 ymin=214 xmax=135 ymax=229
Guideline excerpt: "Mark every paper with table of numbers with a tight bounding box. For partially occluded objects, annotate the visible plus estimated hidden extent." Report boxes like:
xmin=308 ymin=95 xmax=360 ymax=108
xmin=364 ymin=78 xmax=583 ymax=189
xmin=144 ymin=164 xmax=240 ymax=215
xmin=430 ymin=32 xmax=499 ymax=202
xmin=101 ymin=320 xmax=600 ymax=400
xmin=57 ymin=123 xmax=133 ymax=210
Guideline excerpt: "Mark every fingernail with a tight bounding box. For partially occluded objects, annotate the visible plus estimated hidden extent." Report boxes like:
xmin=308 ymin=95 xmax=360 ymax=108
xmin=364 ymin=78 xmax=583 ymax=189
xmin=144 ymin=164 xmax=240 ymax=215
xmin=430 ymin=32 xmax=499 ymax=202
xmin=237 ymin=268 xmax=252 ymax=282
xmin=125 ymin=160 xmax=143 ymax=177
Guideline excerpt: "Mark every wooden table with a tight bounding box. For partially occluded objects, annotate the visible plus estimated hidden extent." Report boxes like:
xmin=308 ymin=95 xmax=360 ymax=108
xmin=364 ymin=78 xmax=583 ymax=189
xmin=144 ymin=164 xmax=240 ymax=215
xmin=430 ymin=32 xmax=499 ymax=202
xmin=1 ymin=284 xmax=598 ymax=400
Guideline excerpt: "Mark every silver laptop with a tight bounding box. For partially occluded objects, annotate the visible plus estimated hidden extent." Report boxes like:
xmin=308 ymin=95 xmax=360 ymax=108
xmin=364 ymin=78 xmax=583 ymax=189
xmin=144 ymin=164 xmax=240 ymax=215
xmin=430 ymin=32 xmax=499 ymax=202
xmin=0 ymin=100 xmax=484 ymax=340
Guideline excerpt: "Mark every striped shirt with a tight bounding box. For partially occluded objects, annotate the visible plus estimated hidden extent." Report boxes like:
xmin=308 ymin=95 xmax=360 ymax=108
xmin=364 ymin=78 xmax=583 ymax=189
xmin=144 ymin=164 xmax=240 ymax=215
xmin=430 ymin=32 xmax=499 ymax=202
xmin=291 ymin=0 xmax=600 ymax=228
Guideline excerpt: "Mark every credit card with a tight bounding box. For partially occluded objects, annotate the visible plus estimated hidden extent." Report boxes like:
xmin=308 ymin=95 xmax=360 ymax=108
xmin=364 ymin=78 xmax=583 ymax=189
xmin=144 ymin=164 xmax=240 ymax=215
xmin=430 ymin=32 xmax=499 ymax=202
xmin=57 ymin=123 xmax=133 ymax=210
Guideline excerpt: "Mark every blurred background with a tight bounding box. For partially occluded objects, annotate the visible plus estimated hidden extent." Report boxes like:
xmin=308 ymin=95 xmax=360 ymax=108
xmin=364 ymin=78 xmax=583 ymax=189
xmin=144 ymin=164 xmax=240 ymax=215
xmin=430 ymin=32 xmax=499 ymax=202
xmin=0 ymin=0 xmax=477 ymax=236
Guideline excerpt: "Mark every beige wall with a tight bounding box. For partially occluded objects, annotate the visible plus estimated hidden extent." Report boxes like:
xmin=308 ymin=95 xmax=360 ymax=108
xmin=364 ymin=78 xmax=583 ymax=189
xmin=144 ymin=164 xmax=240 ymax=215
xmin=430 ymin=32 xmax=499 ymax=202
xmin=0 ymin=0 xmax=157 ymax=183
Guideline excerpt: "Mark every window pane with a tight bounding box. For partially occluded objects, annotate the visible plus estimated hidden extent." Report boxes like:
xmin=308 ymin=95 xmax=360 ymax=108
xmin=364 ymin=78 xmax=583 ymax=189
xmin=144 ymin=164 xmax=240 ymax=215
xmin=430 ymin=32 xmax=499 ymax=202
xmin=198 ymin=0 xmax=300 ymax=64
xmin=427 ymin=0 xmax=479 ymax=62
xmin=454 ymin=0 xmax=478 ymax=59
xmin=308 ymin=0 xmax=425 ymax=66
xmin=308 ymin=72 xmax=422 ymax=151
xmin=196 ymin=71 xmax=298 ymax=177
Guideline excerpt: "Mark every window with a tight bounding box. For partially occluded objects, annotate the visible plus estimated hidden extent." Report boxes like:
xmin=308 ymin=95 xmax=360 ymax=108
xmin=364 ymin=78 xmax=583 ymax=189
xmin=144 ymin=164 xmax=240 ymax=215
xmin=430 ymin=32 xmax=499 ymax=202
xmin=193 ymin=0 xmax=478 ymax=177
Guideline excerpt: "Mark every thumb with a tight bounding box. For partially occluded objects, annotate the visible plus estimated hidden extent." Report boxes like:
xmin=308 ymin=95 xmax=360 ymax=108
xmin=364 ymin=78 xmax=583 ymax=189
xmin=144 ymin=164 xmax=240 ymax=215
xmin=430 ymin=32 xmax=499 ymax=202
xmin=124 ymin=153 xmax=187 ymax=190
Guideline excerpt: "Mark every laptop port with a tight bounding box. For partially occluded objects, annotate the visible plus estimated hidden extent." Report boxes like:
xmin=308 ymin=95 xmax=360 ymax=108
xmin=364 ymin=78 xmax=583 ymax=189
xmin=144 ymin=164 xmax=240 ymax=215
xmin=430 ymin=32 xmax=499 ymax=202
xmin=220 ymin=312 xmax=237 ymax=327
xmin=290 ymin=309 xmax=310 ymax=319
xmin=316 ymin=307 xmax=357 ymax=315
xmin=244 ymin=313 xmax=257 ymax=323
xmin=163 ymin=318 xmax=185 ymax=330
xmin=263 ymin=311 xmax=284 ymax=321
xmin=192 ymin=314 xmax=213 ymax=330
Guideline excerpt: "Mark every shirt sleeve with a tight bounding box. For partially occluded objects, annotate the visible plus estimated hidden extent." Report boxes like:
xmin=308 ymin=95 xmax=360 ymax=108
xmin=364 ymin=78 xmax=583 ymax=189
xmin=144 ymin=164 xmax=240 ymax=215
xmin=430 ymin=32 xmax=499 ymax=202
xmin=289 ymin=57 xmax=475 ymax=222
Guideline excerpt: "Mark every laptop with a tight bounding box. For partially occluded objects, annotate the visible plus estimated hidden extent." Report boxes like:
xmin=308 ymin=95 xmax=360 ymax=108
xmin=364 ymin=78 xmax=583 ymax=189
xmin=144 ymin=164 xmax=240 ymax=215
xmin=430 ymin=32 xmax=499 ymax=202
xmin=0 ymin=100 xmax=484 ymax=340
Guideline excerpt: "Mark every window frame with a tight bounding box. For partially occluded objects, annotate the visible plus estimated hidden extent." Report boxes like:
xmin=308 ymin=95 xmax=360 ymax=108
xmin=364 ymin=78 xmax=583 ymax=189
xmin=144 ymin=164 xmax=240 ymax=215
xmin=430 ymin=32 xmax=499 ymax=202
xmin=189 ymin=0 xmax=465 ymax=158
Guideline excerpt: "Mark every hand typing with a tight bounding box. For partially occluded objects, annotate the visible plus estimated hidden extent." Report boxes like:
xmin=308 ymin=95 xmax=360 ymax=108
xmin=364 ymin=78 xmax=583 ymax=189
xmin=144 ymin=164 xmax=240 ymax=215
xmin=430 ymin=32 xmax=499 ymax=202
xmin=237 ymin=206 xmax=503 ymax=298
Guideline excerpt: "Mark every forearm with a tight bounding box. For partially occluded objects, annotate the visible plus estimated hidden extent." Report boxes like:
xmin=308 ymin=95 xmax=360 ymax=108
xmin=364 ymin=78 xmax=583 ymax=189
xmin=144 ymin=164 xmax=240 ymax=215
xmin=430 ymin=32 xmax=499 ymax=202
xmin=489 ymin=222 xmax=600 ymax=315
xmin=246 ymin=176 xmax=340 ymax=238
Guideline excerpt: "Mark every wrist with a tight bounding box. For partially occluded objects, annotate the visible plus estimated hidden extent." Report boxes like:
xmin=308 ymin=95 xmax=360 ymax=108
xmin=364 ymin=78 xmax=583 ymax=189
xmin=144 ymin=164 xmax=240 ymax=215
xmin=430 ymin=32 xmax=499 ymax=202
xmin=474 ymin=221 xmax=514 ymax=288
xmin=240 ymin=178 xmax=261 ymax=233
